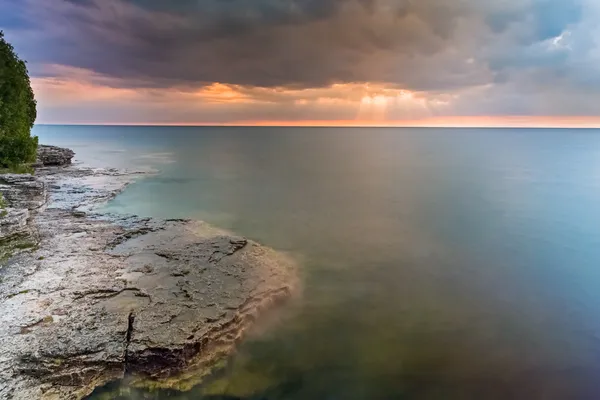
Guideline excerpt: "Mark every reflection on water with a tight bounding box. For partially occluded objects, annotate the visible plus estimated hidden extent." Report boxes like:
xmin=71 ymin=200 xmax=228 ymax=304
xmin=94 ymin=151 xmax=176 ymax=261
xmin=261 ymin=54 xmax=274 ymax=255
xmin=34 ymin=126 xmax=600 ymax=399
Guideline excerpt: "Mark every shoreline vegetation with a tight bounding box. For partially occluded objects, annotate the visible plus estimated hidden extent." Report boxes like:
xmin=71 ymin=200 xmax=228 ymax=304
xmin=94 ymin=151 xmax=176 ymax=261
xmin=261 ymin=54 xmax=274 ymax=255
xmin=0 ymin=146 xmax=299 ymax=399
xmin=0 ymin=31 xmax=38 ymax=170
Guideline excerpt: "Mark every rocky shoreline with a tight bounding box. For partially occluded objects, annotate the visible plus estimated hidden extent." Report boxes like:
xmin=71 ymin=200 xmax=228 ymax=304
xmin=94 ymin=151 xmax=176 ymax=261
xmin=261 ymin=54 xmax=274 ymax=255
xmin=0 ymin=147 xmax=298 ymax=399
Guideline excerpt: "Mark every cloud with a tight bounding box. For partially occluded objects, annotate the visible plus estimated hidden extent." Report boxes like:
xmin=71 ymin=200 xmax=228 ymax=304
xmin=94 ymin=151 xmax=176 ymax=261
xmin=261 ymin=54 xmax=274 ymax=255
xmin=31 ymin=64 xmax=454 ymax=124
xmin=2 ymin=0 xmax=497 ymax=89
xmin=3 ymin=0 xmax=600 ymax=123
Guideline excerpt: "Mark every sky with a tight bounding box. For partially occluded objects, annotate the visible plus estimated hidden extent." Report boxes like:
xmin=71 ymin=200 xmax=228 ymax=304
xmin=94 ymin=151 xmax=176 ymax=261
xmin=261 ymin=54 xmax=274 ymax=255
xmin=1 ymin=0 xmax=600 ymax=127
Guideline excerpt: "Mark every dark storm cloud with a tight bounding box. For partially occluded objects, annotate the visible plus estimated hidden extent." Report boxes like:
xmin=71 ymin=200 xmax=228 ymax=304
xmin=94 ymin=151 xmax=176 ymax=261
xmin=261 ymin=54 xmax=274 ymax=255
xmin=4 ymin=0 xmax=600 ymax=120
xmin=3 ymin=0 xmax=483 ymax=89
xmin=5 ymin=0 xmax=588 ymax=90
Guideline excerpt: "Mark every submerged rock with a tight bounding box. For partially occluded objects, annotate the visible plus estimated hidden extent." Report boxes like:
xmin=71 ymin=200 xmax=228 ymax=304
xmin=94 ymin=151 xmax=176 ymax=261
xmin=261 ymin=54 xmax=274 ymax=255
xmin=0 ymin=151 xmax=298 ymax=400
xmin=36 ymin=145 xmax=75 ymax=167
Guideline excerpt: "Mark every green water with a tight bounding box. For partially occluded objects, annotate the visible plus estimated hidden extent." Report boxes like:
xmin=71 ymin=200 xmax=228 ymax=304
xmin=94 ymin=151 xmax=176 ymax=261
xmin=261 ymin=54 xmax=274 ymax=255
xmin=35 ymin=125 xmax=600 ymax=399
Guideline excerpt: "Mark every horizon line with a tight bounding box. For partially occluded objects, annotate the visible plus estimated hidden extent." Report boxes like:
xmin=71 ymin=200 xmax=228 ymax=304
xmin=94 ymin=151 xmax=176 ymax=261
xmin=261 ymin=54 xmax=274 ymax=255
xmin=33 ymin=116 xmax=600 ymax=129
xmin=34 ymin=123 xmax=600 ymax=129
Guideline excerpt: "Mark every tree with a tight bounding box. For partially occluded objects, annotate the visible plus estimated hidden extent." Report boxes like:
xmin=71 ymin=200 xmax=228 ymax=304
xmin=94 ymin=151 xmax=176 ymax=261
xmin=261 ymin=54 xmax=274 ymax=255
xmin=0 ymin=31 xmax=38 ymax=168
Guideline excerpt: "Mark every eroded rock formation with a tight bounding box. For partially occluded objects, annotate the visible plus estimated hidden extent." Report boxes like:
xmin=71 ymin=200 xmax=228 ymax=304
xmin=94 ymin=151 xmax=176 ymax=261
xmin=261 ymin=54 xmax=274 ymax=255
xmin=36 ymin=145 xmax=75 ymax=167
xmin=0 ymin=148 xmax=298 ymax=399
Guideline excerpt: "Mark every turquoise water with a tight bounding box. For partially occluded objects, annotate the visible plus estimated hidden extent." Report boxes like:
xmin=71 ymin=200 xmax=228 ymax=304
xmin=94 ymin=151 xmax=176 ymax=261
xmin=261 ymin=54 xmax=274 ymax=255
xmin=35 ymin=125 xmax=600 ymax=399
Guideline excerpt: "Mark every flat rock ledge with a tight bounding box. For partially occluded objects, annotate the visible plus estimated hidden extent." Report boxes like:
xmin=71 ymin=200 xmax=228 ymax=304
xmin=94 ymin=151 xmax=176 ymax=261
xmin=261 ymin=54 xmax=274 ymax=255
xmin=0 ymin=149 xmax=298 ymax=400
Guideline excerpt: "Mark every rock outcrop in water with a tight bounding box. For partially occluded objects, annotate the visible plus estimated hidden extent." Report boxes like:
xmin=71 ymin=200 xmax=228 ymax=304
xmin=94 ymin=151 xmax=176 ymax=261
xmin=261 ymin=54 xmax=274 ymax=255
xmin=0 ymin=148 xmax=298 ymax=400
xmin=36 ymin=145 xmax=75 ymax=167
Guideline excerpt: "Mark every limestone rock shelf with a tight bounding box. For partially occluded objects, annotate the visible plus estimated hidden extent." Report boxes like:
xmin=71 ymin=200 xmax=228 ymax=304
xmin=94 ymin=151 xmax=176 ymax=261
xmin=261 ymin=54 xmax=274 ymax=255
xmin=0 ymin=147 xmax=298 ymax=400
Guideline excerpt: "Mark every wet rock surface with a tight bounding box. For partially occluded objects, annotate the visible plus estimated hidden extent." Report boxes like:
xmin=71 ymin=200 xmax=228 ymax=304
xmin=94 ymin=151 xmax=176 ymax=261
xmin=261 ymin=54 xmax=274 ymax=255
xmin=0 ymin=150 xmax=297 ymax=400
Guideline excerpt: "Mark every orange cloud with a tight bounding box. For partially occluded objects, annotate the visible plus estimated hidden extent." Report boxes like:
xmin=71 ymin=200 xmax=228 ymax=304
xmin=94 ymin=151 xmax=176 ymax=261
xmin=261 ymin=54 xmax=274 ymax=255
xmin=30 ymin=65 xmax=600 ymax=128
xmin=31 ymin=76 xmax=139 ymax=104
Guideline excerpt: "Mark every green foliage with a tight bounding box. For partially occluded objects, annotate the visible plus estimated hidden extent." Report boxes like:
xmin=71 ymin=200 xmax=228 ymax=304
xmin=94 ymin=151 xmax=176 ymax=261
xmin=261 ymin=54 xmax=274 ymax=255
xmin=0 ymin=31 xmax=38 ymax=168
xmin=0 ymin=163 xmax=34 ymax=174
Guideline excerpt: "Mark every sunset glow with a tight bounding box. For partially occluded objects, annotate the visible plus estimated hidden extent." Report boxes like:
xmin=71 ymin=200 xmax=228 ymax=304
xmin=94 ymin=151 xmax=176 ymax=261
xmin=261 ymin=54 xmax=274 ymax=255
xmin=4 ymin=0 xmax=599 ymax=127
xmin=31 ymin=72 xmax=600 ymax=128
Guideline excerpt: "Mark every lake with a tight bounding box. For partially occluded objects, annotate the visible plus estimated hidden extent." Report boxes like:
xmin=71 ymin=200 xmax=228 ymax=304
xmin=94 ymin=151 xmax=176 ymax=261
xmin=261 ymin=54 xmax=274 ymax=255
xmin=34 ymin=125 xmax=600 ymax=399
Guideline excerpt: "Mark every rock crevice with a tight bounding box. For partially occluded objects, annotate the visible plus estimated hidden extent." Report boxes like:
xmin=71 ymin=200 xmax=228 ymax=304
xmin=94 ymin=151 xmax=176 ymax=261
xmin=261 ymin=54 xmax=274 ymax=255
xmin=124 ymin=312 xmax=135 ymax=373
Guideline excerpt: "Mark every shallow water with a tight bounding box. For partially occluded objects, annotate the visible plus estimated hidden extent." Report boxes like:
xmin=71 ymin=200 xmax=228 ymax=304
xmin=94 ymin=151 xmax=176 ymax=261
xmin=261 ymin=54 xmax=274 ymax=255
xmin=35 ymin=125 xmax=600 ymax=399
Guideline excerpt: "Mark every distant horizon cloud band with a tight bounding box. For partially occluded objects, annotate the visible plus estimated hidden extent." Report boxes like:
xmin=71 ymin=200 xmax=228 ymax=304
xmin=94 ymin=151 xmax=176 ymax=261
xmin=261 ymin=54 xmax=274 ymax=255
xmin=2 ymin=0 xmax=600 ymax=127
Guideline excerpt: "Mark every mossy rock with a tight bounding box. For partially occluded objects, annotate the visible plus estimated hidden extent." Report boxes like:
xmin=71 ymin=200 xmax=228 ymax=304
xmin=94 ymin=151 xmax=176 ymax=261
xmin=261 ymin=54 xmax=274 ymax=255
xmin=0 ymin=232 xmax=39 ymax=263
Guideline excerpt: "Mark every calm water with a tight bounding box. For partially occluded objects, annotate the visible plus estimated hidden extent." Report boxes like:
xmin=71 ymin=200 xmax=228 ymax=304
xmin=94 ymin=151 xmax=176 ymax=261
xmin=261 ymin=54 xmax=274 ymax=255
xmin=34 ymin=125 xmax=600 ymax=399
